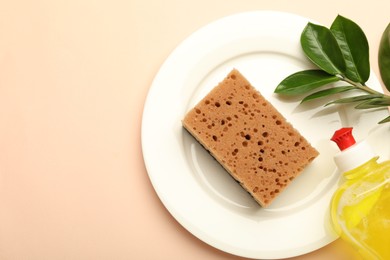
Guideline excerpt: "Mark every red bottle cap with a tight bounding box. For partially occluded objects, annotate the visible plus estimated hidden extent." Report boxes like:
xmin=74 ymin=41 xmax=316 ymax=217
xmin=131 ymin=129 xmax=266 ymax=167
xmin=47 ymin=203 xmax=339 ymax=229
xmin=331 ymin=127 xmax=356 ymax=151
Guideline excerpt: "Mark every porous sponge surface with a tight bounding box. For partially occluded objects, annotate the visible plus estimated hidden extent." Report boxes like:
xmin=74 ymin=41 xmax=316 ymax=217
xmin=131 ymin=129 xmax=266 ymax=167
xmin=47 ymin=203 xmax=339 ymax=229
xmin=183 ymin=69 xmax=319 ymax=207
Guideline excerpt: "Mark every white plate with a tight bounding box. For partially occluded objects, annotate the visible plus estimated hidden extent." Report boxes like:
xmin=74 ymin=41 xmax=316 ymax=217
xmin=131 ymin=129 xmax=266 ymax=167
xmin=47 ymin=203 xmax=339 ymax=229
xmin=141 ymin=11 xmax=389 ymax=259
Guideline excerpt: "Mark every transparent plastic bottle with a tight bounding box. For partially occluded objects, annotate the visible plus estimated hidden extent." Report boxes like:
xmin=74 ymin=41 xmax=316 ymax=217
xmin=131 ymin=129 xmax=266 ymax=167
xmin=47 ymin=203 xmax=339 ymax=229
xmin=330 ymin=127 xmax=390 ymax=259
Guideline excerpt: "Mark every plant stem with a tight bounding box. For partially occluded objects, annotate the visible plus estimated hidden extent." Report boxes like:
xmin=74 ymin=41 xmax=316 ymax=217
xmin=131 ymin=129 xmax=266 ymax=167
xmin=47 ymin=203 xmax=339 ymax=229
xmin=340 ymin=75 xmax=384 ymax=95
xmin=359 ymin=84 xmax=385 ymax=95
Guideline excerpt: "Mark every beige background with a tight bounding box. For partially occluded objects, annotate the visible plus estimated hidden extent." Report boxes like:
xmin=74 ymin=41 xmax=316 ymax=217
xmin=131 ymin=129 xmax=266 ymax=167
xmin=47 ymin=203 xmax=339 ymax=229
xmin=1 ymin=0 xmax=388 ymax=259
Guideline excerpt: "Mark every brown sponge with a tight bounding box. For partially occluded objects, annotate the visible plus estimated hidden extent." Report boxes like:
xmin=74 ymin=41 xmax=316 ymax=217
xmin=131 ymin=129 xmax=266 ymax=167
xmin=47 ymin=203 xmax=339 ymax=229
xmin=182 ymin=69 xmax=319 ymax=207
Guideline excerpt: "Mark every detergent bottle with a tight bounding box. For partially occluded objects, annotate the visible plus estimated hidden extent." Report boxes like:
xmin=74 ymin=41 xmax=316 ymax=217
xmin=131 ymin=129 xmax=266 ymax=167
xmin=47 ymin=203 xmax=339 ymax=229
xmin=330 ymin=127 xmax=390 ymax=259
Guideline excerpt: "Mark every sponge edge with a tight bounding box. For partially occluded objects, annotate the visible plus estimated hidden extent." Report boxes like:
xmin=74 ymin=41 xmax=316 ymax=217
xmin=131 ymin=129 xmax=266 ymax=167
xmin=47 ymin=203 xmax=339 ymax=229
xmin=182 ymin=69 xmax=319 ymax=207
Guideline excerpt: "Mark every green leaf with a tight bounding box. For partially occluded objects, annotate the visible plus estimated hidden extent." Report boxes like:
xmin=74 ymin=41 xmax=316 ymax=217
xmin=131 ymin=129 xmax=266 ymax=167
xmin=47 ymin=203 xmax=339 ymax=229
xmin=330 ymin=15 xmax=370 ymax=83
xmin=301 ymin=22 xmax=346 ymax=75
xmin=275 ymin=70 xmax=340 ymax=95
xmin=325 ymin=94 xmax=384 ymax=106
xmin=379 ymin=116 xmax=390 ymax=124
xmin=379 ymin=22 xmax=390 ymax=91
xmin=355 ymin=97 xmax=390 ymax=109
xmin=301 ymin=86 xmax=354 ymax=103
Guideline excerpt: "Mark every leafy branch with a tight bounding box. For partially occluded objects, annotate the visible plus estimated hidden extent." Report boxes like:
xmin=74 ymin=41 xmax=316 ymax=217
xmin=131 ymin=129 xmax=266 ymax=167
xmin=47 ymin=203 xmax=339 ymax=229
xmin=274 ymin=15 xmax=390 ymax=124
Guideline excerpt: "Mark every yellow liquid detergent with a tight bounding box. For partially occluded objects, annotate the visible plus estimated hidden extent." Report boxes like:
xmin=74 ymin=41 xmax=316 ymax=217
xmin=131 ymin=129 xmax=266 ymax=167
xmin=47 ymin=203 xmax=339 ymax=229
xmin=330 ymin=128 xmax=390 ymax=260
